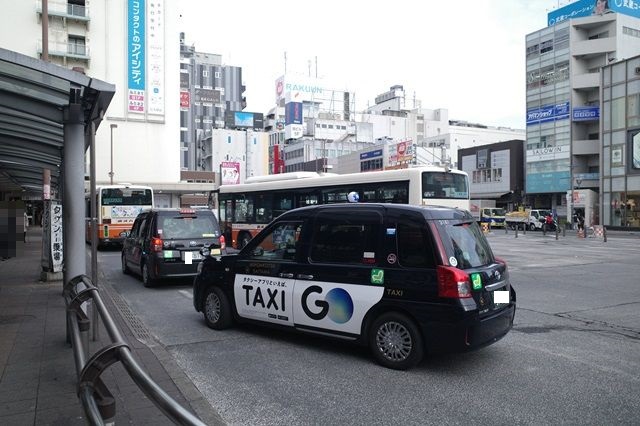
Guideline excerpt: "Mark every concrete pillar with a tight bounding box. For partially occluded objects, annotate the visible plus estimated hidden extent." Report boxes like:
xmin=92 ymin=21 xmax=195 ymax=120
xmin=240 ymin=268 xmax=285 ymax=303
xmin=62 ymin=89 xmax=86 ymax=286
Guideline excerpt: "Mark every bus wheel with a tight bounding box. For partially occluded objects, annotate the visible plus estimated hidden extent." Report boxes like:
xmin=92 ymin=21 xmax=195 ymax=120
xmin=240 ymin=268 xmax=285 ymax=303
xmin=204 ymin=286 xmax=232 ymax=330
xmin=369 ymin=312 xmax=423 ymax=370
xmin=142 ymin=262 xmax=155 ymax=288
xmin=238 ymin=232 xmax=252 ymax=249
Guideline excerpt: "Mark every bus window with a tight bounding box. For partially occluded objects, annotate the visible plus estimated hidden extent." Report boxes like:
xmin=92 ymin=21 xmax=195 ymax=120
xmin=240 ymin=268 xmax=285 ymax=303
xmin=296 ymin=193 xmax=319 ymax=207
xmin=255 ymin=193 xmax=273 ymax=223
xmin=234 ymin=196 xmax=254 ymax=223
xmin=273 ymin=193 xmax=293 ymax=218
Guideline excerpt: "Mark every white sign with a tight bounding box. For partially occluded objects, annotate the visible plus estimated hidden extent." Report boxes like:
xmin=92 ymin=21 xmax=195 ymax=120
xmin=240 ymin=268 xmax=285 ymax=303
xmin=50 ymin=201 xmax=63 ymax=273
xmin=527 ymin=145 xmax=570 ymax=163
xmin=147 ymin=0 xmax=165 ymax=115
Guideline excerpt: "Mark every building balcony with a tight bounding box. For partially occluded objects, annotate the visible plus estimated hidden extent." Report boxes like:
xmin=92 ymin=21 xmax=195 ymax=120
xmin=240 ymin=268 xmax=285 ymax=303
xmin=572 ymin=138 xmax=599 ymax=155
xmin=37 ymin=0 xmax=90 ymax=22
xmin=572 ymin=72 xmax=600 ymax=90
xmin=37 ymin=40 xmax=90 ymax=61
xmin=573 ymin=173 xmax=599 ymax=189
xmin=571 ymin=37 xmax=615 ymax=59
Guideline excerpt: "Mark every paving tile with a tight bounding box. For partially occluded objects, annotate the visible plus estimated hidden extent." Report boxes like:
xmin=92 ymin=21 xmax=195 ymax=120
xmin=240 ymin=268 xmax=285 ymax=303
xmin=34 ymin=404 xmax=86 ymax=426
xmin=0 ymin=398 xmax=37 ymax=416
xmin=0 ymin=386 xmax=38 ymax=404
xmin=0 ymin=411 xmax=35 ymax=426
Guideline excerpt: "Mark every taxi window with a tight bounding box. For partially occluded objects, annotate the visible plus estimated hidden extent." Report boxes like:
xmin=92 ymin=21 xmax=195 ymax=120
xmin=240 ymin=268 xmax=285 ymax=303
xmin=396 ymin=223 xmax=435 ymax=268
xmin=310 ymin=220 xmax=379 ymax=265
xmin=438 ymin=221 xmax=493 ymax=269
xmin=246 ymin=221 xmax=302 ymax=261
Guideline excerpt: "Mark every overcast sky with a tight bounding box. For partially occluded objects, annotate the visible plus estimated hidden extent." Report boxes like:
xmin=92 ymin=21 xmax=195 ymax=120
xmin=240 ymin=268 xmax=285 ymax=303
xmin=178 ymin=0 xmax=564 ymax=130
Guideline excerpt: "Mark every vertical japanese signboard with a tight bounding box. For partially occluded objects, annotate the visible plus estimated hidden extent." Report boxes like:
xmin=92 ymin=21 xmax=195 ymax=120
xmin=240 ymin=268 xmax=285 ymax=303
xmin=41 ymin=200 xmax=63 ymax=273
xmin=128 ymin=0 xmax=146 ymax=113
xmin=50 ymin=201 xmax=63 ymax=272
xmin=147 ymin=0 xmax=164 ymax=115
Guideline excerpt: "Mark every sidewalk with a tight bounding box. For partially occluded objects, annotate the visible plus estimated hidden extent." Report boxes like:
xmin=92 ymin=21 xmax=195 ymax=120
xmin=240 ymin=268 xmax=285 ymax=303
xmin=0 ymin=227 xmax=223 ymax=425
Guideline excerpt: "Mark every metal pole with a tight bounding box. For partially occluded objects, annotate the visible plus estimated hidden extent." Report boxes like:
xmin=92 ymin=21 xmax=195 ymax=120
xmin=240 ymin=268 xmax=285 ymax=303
xmin=109 ymin=124 xmax=117 ymax=184
xmin=90 ymin=121 xmax=99 ymax=341
xmin=42 ymin=0 xmax=49 ymax=61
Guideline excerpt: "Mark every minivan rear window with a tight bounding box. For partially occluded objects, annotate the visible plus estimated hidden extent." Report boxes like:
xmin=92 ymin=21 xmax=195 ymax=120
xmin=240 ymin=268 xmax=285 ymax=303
xmin=436 ymin=221 xmax=493 ymax=269
xmin=159 ymin=216 xmax=218 ymax=239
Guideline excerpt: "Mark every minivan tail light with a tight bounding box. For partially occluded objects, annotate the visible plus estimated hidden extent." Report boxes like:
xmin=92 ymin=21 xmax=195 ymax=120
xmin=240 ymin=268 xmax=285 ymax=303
xmin=437 ymin=265 xmax=472 ymax=298
xmin=220 ymin=235 xmax=226 ymax=250
xmin=152 ymin=237 xmax=163 ymax=252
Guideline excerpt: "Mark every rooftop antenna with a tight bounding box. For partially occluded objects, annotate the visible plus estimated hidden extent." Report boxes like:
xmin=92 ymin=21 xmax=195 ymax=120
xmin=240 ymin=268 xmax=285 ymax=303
xmin=284 ymin=51 xmax=287 ymax=74
xmin=315 ymin=56 xmax=318 ymax=78
xmin=308 ymin=59 xmax=312 ymax=77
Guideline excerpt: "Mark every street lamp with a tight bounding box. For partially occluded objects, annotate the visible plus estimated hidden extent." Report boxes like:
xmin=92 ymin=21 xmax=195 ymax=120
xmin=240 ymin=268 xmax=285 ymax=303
xmin=109 ymin=124 xmax=117 ymax=184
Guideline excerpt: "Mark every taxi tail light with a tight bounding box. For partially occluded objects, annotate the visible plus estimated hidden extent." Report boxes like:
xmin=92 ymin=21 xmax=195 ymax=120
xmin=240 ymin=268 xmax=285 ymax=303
xmin=151 ymin=237 xmax=163 ymax=252
xmin=220 ymin=235 xmax=226 ymax=250
xmin=437 ymin=265 xmax=472 ymax=298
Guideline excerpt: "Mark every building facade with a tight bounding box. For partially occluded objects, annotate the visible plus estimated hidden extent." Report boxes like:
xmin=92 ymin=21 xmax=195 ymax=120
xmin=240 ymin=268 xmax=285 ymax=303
xmin=526 ymin=1 xmax=640 ymax=221
xmin=457 ymin=140 xmax=526 ymax=211
xmin=601 ymin=54 xmax=640 ymax=228
xmin=0 ymin=1 xmax=271 ymax=206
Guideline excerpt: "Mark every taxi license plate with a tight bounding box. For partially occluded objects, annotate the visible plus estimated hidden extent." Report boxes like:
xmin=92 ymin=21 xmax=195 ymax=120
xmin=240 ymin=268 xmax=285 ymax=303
xmin=182 ymin=251 xmax=202 ymax=261
xmin=493 ymin=290 xmax=509 ymax=304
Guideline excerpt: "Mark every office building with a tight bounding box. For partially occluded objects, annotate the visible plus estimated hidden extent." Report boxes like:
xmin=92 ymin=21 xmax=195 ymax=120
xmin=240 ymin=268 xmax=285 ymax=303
xmin=526 ymin=0 xmax=640 ymax=222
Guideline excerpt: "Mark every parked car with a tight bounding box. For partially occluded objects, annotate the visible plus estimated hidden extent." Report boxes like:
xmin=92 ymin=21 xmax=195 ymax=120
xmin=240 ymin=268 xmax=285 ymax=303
xmin=192 ymin=203 xmax=516 ymax=370
xmin=121 ymin=208 xmax=225 ymax=287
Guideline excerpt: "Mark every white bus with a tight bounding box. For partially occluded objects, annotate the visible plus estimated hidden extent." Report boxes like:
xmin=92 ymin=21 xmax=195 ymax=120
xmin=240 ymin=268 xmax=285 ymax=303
xmin=210 ymin=166 xmax=470 ymax=249
xmin=86 ymin=184 xmax=154 ymax=247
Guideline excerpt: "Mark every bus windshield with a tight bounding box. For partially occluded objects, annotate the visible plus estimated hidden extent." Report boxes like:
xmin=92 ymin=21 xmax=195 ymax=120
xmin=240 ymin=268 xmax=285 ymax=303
xmin=101 ymin=188 xmax=153 ymax=206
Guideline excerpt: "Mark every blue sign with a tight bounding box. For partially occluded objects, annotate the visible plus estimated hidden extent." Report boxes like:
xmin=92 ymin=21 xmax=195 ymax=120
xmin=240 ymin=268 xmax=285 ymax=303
xmin=360 ymin=149 xmax=383 ymax=160
xmin=526 ymin=171 xmax=571 ymax=193
xmin=526 ymin=102 xmax=570 ymax=126
xmin=548 ymin=0 xmax=640 ymax=26
xmin=127 ymin=0 xmax=145 ymax=90
xmin=285 ymin=102 xmax=302 ymax=125
xmin=572 ymin=106 xmax=600 ymax=121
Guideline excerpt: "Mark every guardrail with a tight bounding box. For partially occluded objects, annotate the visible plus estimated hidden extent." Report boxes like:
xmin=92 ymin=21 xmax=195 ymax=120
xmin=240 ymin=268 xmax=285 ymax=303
xmin=63 ymin=274 xmax=206 ymax=426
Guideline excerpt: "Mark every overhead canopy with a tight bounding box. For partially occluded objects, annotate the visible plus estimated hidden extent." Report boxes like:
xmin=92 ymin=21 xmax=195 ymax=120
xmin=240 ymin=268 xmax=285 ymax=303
xmin=0 ymin=48 xmax=115 ymax=199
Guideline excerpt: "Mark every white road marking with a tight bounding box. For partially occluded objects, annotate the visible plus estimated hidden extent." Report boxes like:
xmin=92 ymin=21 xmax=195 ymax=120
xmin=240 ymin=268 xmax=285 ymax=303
xmin=178 ymin=289 xmax=193 ymax=299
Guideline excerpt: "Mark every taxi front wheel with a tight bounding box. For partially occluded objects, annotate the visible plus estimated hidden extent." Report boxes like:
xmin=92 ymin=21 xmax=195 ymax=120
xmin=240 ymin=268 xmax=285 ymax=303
xmin=204 ymin=286 xmax=232 ymax=330
xmin=369 ymin=312 xmax=424 ymax=370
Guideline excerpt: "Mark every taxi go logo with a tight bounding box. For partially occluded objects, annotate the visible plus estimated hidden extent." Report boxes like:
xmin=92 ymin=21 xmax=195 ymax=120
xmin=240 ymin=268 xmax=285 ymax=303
xmin=301 ymin=286 xmax=354 ymax=324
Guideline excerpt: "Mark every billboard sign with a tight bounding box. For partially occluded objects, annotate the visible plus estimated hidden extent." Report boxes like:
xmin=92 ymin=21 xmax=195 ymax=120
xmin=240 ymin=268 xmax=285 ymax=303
xmin=180 ymin=91 xmax=190 ymax=108
xmin=221 ymin=161 xmax=240 ymax=185
xmin=548 ymin=0 xmax=640 ymax=26
xmin=146 ymin=0 xmax=164 ymax=115
xmin=285 ymin=102 xmax=303 ymax=125
xmin=526 ymin=171 xmax=571 ymax=193
xmin=360 ymin=149 xmax=383 ymax=160
xmin=127 ymin=0 xmax=145 ymax=113
xmin=572 ymin=106 xmax=600 ymax=121
xmin=526 ymin=102 xmax=570 ymax=126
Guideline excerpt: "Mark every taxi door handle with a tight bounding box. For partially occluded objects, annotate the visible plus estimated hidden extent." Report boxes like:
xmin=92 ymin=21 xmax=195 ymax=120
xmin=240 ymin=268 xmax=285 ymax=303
xmin=279 ymin=273 xmax=294 ymax=278
xmin=297 ymin=274 xmax=314 ymax=280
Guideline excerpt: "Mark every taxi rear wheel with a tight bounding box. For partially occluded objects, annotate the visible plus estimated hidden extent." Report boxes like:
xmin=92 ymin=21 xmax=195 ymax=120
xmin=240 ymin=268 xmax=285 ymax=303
xmin=369 ymin=312 xmax=423 ymax=370
xmin=142 ymin=262 xmax=155 ymax=288
xmin=204 ymin=286 xmax=232 ymax=330
xmin=121 ymin=253 xmax=129 ymax=274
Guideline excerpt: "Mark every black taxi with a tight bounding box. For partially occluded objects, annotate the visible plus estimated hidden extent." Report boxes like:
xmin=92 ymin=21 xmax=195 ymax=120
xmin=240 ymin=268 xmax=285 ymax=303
xmin=193 ymin=203 xmax=516 ymax=370
xmin=122 ymin=208 xmax=225 ymax=287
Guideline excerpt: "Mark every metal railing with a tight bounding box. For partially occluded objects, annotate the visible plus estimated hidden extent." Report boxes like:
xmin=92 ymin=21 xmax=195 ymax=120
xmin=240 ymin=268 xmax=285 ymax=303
xmin=64 ymin=274 xmax=206 ymax=426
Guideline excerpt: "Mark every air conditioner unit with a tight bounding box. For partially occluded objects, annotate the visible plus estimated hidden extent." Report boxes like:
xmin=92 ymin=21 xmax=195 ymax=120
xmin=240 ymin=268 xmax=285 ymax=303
xmin=635 ymin=66 xmax=640 ymax=75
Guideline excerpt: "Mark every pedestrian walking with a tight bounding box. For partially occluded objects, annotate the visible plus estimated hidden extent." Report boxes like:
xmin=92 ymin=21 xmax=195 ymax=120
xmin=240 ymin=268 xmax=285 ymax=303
xmin=24 ymin=210 xmax=28 ymax=242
